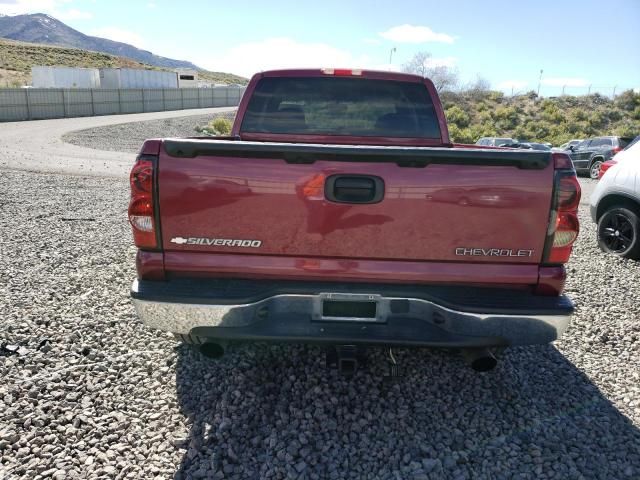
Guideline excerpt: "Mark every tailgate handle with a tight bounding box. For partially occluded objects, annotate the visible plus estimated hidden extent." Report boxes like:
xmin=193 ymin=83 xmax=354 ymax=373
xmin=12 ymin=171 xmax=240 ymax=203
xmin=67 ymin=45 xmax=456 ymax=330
xmin=325 ymin=175 xmax=384 ymax=204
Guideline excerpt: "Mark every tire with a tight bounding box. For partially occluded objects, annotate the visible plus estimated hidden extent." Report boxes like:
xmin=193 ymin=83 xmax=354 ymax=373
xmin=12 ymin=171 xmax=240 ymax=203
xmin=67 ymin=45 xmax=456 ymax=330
xmin=597 ymin=207 xmax=640 ymax=259
xmin=589 ymin=159 xmax=603 ymax=179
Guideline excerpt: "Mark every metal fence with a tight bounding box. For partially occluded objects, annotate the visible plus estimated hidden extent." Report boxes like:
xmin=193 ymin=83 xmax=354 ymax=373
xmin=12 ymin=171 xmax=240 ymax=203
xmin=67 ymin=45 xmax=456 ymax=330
xmin=0 ymin=86 xmax=245 ymax=122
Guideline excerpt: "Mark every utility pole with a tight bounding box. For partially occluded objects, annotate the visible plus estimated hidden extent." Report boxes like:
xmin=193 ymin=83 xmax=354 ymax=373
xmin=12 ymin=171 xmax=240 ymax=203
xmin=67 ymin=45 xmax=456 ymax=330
xmin=562 ymin=85 xmax=566 ymax=96
xmin=537 ymin=69 xmax=543 ymax=96
xmin=389 ymin=47 xmax=397 ymax=68
xmin=588 ymin=84 xmax=592 ymax=95
xmin=612 ymin=85 xmax=617 ymax=97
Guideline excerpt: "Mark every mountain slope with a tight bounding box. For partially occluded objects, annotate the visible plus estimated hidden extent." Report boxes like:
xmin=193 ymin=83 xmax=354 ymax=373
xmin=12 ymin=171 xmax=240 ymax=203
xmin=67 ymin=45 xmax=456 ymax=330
xmin=0 ymin=38 xmax=248 ymax=87
xmin=0 ymin=13 xmax=199 ymax=70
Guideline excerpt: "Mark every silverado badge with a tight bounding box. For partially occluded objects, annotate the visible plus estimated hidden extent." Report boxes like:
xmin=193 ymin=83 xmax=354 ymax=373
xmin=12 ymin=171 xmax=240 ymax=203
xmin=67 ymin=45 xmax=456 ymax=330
xmin=170 ymin=237 xmax=262 ymax=248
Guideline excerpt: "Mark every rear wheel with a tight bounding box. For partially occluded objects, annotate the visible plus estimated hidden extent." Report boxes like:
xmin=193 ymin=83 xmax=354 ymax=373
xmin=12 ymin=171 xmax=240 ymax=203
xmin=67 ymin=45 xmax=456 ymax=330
xmin=597 ymin=207 xmax=640 ymax=259
xmin=589 ymin=159 xmax=603 ymax=179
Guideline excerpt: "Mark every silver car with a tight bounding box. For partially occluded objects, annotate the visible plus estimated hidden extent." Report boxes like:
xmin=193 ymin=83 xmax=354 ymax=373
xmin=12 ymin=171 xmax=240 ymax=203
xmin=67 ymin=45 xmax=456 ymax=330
xmin=475 ymin=137 xmax=517 ymax=147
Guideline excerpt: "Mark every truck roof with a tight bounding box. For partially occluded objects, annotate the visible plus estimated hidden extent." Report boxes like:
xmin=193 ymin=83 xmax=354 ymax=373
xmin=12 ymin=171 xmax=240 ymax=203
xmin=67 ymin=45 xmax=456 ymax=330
xmin=252 ymin=68 xmax=427 ymax=84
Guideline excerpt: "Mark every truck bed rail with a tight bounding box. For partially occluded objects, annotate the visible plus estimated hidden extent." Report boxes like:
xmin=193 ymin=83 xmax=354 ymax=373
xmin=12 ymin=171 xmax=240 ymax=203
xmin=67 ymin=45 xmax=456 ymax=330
xmin=163 ymin=139 xmax=551 ymax=169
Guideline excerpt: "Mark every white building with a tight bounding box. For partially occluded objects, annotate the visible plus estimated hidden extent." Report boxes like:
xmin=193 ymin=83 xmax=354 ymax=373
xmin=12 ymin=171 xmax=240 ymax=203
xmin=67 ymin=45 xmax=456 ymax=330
xmin=31 ymin=66 xmax=100 ymax=88
xmin=176 ymin=69 xmax=198 ymax=88
xmin=99 ymin=68 xmax=178 ymax=89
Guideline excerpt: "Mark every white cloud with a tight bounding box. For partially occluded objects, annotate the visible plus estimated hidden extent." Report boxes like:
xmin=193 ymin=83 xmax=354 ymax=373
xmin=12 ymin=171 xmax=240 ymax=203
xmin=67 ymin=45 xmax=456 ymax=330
xmin=379 ymin=24 xmax=455 ymax=44
xmin=497 ymin=80 xmax=528 ymax=90
xmin=89 ymin=27 xmax=147 ymax=49
xmin=0 ymin=0 xmax=92 ymax=20
xmin=542 ymin=77 xmax=589 ymax=87
xmin=199 ymin=37 xmax=371 ymax=79
xmin=147 ymin=2 xmax=157 ymax=8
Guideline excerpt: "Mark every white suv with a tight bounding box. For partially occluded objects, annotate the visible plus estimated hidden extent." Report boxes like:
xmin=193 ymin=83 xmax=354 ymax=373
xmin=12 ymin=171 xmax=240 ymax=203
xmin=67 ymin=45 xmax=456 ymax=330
xmin=590 ymin=139 xmax=640 ymax=259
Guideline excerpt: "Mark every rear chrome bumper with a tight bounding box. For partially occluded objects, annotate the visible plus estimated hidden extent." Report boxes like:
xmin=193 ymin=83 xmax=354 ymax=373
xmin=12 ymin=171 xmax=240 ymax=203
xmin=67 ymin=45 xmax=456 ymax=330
xmin=131 ymin=279 xmax=573 ymax=347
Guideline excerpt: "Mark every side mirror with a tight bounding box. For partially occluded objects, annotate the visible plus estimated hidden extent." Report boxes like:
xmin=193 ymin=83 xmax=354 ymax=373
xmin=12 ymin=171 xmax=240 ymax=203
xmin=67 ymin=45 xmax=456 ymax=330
xmin=568 ymin=145 xmax=576 ymax=151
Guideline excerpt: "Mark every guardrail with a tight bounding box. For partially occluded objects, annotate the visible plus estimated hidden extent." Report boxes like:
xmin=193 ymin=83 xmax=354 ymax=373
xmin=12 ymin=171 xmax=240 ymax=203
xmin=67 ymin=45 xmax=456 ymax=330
xmin=0 ymin=86 xmax=245 ymax=122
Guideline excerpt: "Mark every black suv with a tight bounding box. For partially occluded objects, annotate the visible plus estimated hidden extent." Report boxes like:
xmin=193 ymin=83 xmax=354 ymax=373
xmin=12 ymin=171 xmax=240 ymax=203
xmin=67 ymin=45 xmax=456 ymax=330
xmin=569 ymin=136 xmax=634 ymax=179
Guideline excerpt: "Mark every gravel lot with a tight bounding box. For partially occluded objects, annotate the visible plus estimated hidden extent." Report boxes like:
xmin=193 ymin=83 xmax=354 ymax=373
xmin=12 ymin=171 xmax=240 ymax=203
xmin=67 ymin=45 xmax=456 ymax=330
xmin=1 ymin=166 xmax=638 ymax=480
xmin=62 ymin=111 xmax=236 ymax=154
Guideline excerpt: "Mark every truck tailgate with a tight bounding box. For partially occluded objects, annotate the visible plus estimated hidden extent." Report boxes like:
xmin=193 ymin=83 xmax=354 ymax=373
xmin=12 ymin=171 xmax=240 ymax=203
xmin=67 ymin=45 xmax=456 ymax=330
xmin=157 ymin=140 xmax=553 ymax=270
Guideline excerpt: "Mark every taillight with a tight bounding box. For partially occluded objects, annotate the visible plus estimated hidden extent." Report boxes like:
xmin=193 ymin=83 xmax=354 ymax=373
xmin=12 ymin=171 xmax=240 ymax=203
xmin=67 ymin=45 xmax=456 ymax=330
xmin=611 ymin=146 xmax=622 ymax=154
xmin=321 ymin=68 xmax=362 ymax=76
xmin=543 ymin=154 xmax=581 ymax=265
xmin=556 ymin=174 xmax=581 ymax=210
xmin=128 ymin=155 xmax=158 ymax=249
xmin=547 ymin=212 xmax=580 ymax=263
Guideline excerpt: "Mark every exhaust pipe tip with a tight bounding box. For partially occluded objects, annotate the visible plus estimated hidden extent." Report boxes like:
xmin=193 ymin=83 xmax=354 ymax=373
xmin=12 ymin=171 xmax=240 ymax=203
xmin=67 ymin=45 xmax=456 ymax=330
xmin=462 ymin=348 xmax=497 ymax=372
xmin=470 ymin=355 xmax=497 ymax=372
xmin=199 ymin=342 xmax=225 ymax=359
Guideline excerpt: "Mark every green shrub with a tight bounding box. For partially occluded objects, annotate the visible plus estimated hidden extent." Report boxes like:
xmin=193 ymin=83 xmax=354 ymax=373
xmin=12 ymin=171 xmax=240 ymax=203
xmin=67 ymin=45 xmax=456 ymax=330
xmin=587 ymin=111 xmax=607 ymax=129
xmin=494 ymin=106 xmax=519 ymax=129
xmin=488 ymin=91 xmax=504 ymax=103
xmin=614 ymin=121 xmax=639 ymax=138
xmin=569 ymin=110 xmax=588 ymax=122
xmin=211 ymin=118 xmax=232 ymax=135
xmin=195 ymin=117 xmax=233 ymax=136
xmin=445 ymin=105 xmax=470 ymax=128
xmin=447 ymin=124 xmax=476 ymax=144
xmin=614 ymin=90 xmax=639 ymax=111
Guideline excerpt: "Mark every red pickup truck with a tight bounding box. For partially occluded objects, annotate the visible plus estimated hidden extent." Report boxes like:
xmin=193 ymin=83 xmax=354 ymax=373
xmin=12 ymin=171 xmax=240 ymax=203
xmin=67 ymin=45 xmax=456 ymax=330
xmin=129 ymin=69 xmax=580 ymax=372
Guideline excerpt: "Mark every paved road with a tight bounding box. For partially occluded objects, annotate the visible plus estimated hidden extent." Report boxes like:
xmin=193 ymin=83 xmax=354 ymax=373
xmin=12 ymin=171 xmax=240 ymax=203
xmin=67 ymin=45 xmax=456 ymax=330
xmin=0 ymin=107 xmax=235 ymax=177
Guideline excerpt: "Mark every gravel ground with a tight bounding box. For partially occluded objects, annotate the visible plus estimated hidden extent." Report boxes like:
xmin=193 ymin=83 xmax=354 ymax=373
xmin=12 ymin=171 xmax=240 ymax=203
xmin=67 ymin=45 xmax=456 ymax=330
xmin=1 ymin=171 xmax=639 ymax=480
xmin=61 ymin=112 xmax=236 ymax=154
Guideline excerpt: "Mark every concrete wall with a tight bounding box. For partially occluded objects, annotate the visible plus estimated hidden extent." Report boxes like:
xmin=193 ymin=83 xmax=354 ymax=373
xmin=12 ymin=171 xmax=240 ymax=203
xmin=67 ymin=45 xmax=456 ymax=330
xmin=0 ymin=86 xmax=245 ymax=122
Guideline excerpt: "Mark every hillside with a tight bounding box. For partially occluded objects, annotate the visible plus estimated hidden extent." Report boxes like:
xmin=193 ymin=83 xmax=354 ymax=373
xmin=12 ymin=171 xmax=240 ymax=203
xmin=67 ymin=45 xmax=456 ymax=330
xmin=0 ymin=38 xmax=248 ymax=87
xmin=0 ymin=13 xmax=198 ymax=70
xmin=196 ymin=70 xmax=248 ymax=86
xmin=441 ymin=89 xmax=640 ymax=145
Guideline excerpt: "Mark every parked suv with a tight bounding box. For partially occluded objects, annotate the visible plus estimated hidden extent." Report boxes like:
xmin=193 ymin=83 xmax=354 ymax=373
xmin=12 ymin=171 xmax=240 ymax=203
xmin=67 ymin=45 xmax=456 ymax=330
xmin=569 ymin=136 xmax=633 ymax=179
xmin=475 ymin=137 xmax=517 ymax=147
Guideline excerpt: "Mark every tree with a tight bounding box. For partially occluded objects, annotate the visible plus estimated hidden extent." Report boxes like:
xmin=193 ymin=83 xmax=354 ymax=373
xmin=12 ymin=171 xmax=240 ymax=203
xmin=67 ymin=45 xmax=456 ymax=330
xmin=464 ymin=75 xmax=491 ymax=100
xmin=402 ymin=51 xmax=459 ymax=92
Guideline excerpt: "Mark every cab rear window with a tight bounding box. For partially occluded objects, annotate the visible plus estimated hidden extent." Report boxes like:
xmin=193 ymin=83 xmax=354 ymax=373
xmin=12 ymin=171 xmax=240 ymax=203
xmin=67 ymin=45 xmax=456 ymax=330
xmin=241 ymin=76 xmax=441 ymax=138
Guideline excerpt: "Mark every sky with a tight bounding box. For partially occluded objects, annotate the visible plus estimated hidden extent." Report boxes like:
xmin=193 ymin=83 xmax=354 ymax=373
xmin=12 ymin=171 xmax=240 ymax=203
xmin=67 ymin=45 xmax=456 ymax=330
xmin=1 ymin=0 xmax=639 ymax=95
